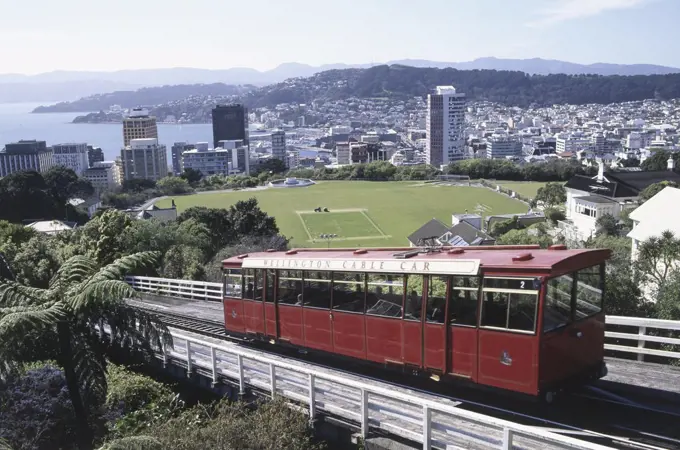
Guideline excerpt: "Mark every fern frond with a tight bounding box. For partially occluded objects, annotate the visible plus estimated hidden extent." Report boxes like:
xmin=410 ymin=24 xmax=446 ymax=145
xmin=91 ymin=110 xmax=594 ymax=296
xmin=71 ymin=331 xmax=108 ymax=405
xmin=0 ymin=437 xmax=14 ymax=450
xmin=68 ymin=280 xmax=137 ymax=314
xmin=87 ymin=252 xmax=159 ymax=285
xmin=51 ymin=255 xmax=99 ymax=290
xmin=102 ymin=305 xmax=172 ymax=358
xmin=0 ymin=281 xmax=49 ymax=307
xmin=98 ymin=436 xmax=163 ymax=450
xmin=0 ymin=302 xmax=65 ymax=337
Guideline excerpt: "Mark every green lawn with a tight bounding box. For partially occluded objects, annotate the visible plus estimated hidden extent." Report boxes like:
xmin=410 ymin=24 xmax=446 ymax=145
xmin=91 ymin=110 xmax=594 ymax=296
xmin=157 ymin=181 xmax=528 ymax=248
xmin=495 ymin=182 xmax=547 ymax=199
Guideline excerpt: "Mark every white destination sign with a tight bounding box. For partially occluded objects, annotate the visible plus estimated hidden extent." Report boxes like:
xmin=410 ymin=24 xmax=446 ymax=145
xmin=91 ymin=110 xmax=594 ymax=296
xmin=241 ymin=257 xmax=481 ymax=276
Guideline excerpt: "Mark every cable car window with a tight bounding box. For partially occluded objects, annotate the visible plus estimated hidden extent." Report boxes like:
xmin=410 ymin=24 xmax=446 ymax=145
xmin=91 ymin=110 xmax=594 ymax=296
xmin=481 ymin=277 xmax=538 ymax=333
xmin=224 ymin=269 xmax=242 ymax=298
xmin=449 ymin=277 xmax=479 ymax=326
xmin=265 ymin=269 xmax=276 ymax=303
xmin=303 ymin=271 xmax=331 ymax=309
xmin=404 ymin=275 xmax=423 ymax=321
xmin=332 ymin=272 xmax=365 ymax=313
xmin=425 ymin=276 xmax=447 ymax=324
xmin=544 ymin=275 xmax=574 ymax=332
xmin=366 ymin=274 xmax=404 ymax=318
xmin=575 ymin=265 xmax=604 ymax=320
xmin=242 ymin=269 xmax=263 ymax=301
xmin=278 ymin=270 xmax=303 ymax=306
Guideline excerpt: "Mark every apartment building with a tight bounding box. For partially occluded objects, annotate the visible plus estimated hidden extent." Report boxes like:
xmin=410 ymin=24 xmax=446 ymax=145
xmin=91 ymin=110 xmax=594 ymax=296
xmin=120 ymin=138 xmax=168 ymax=181
xmin=271 ymin=130 xmax=287 ymax=165
xmin=52 ymin=143 xmax=89 ymax=175
xmin=82 ymin=161 xmax=120 ymax=193
xmin=0 ymin=140 xmax=54 ymax=177
xmin=216 ymin=139 xmax=249 ymax=175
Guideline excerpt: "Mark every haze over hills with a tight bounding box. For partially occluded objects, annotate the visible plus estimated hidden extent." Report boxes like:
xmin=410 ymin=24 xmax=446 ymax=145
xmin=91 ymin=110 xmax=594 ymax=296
xmin=4 ymin=57 xmax=680 ymax=104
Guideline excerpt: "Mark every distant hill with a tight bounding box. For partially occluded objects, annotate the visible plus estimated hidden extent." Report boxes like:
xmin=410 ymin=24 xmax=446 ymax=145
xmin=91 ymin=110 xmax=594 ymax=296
xmin=243 ymin=65 xmax=680 ymax=108
xmin=33 ymin=64 xmax=680 ymax=115
xmin=8 ymin=57 xmax=680 ymax=103
xmin=32 ymin=83 xmax=254 ymax=113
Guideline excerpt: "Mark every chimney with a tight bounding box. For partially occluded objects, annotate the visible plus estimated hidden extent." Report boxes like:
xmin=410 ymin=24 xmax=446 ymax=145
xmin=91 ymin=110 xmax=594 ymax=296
xmin=596 ymin=158 xmax=604 ymax=182
xmin=668 ymin=156 xmax=675 ymax=171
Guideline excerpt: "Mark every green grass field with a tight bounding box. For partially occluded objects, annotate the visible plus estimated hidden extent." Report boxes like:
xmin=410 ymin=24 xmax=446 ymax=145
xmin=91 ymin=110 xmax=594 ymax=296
xmin=495 ymin=182 xmax=547 ymax=199
xmin=157 ymin=181 xmax=528 ymax=248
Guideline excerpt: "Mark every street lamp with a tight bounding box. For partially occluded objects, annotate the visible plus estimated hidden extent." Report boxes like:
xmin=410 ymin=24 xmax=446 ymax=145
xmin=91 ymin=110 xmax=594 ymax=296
xmin=319 ymin=233 xmax=338 ymax=249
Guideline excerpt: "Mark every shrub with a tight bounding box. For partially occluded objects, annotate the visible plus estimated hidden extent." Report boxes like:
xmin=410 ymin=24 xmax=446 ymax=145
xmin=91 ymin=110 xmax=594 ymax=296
xmin=544 ymin=207 xmax=566 ymax=225
xmin=0 ymin=365 xmax=79 ymax=450
xmin=110 ymin=398 xmax=325 ymax=450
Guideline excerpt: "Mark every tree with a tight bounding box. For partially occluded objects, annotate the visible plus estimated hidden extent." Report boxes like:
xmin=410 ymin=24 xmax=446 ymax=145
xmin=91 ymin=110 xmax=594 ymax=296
xmin=44 ymin=166 xmax=94 ymax=205
xmin=0 ymin=252 xmax=171 ymax=450
xmin=496 ymin=223 xmax=553 ymax=248
xmin=595 ymin=213 xmax=619 ymax=237
xmin=535 ymin=182 xmax=567 ymax=207
xmin=156 ymin=177 xmax=191 ymax=196
xmin=179 ymin=168 xmax=202 ymax=185
xmin=619 ymin=158 xmax=640 ymax=168
xmin=121 ymin=179 xmax=156 ymax=193
xmin=177 ymin=207 xmax=234 ymax=251
xmin=227 ymin=198 xmax=279 ymax=238
xmin=256 ymin=159 xmax=287 ymax=175
xmin=639 ymin=181 xmax=679 ymax=203
xmin=640 ymin=149 xmax=679 ymax=172
xmin=93 ymin=210 xmax=134 ymax=266
xmin=634 ymin=230 xmax=680 ymax=298
xmin=489 ymin=216 xmax=522 ymax=238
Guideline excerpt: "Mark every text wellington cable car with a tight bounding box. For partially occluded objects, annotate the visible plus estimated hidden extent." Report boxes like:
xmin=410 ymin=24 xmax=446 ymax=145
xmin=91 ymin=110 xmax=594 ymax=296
xmin=221 ymin=245 xmax=611 ymax=400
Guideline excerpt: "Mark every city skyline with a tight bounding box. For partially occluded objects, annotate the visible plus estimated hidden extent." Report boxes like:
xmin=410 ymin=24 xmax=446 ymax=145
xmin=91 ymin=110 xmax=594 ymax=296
xmin=0 ymin=0 xmax=675 ymax=75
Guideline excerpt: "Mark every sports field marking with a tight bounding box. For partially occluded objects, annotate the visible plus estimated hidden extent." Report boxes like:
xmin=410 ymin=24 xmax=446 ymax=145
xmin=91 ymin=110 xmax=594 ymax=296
xmin=297 ymin=208 xmax=386 ymax=242
xmin=360 ymin=210 xmax=387 ymax=237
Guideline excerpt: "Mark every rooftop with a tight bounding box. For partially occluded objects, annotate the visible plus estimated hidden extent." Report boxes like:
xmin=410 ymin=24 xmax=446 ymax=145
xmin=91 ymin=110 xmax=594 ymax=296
xmin=223 ymin=246 xmax=611 ymax=274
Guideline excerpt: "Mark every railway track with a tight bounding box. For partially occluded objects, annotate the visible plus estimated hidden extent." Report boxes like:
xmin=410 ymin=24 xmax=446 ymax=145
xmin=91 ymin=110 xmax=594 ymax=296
xmin=135 ymin=304 xmax=678 ymax=450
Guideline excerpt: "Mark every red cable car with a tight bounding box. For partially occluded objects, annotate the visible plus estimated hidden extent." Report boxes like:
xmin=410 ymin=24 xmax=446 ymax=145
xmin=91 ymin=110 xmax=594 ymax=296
xmin=222 ymin=245 xmax=610 ymax=401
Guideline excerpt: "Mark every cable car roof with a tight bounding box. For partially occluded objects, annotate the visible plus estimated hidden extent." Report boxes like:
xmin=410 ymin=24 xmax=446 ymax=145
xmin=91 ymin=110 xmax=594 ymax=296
xmin=223 ymin=245 xmax=611 ymax=275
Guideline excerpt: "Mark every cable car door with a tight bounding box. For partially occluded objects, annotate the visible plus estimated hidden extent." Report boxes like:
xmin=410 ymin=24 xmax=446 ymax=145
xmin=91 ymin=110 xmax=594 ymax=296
xmin=423 ymin=276 xmax=448 ymax=372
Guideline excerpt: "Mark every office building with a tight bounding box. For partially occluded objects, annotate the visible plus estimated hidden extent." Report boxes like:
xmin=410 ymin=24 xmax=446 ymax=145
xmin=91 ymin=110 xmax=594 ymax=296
xmin=271 ymin=130 xmax=287 ymax=165
xmin=217 ymin=139 xmax=249 ymax=174
xmin=0 ymin=140 xmax=54 ymax=177
xmin=212 ymin=104 xmax=249 ymax=149
xmin=486 ymin=136 xmax=523 ymax=159
xmin=287 ymin=150 xmax=300 ymax=169
xmin=120 ymin=138 xmax=168 ymax=181
xmin=82 ymin=161 xmax=120 ymax=193
xmin=87 ymin=146 xmax=104 ymax=167
xmin=52 ymin=143 xmax=89 ymax=175
xmin=182 ymin=146 xmax=231 ymax=176
xmin=426 ymin=86 xmax=466 ymax=167
xmin=123 ymin=108 xmax=158 ymax=147
xmin=336 ymin=142 xmax=350 ymax=165
xmin=171 ymin=142 xmax=193 ymax=175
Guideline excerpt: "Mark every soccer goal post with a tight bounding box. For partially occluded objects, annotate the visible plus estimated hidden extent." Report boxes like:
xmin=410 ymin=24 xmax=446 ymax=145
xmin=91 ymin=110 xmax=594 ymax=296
xmin=435 ymin=174 xmax=471 ymax=185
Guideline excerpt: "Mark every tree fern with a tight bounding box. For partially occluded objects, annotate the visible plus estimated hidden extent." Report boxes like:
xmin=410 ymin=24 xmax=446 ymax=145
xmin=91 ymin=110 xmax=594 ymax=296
xmin=0 ymin=251 xmax=171 ymax=450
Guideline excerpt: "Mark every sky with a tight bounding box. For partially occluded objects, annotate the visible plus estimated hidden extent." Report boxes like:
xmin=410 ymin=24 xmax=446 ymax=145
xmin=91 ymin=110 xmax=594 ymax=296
xmin=0 ymin=0 xmax=677 ymax=74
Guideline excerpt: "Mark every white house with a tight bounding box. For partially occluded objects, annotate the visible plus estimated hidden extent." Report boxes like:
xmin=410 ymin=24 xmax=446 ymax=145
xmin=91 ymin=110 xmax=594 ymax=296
xmin=560 ymin=159 xmax=680 ymax=242
xmin=627 ymin=186 xmax=680 ymax=263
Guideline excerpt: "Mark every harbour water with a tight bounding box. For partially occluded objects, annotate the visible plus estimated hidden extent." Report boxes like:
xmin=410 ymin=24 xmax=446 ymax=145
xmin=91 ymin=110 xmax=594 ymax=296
xmin=0 ymin=103 xmax=317 ymax=164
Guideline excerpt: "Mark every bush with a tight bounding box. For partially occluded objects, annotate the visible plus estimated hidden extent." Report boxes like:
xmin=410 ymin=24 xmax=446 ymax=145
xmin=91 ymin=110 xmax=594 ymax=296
xmin=0 ymin=365 xmax=79 ymax=450
xmin=109 ymin=398 xmax=324 ymax=450
xmin=544 ymin=207 xmax=566 ymax=225
xmin=106 ymin=365 xmax=174 ymax=414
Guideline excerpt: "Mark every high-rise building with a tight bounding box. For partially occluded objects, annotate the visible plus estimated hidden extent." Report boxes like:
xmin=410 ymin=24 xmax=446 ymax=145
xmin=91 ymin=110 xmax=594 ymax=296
xmin=287 ymin=150 xmax=300 ymax=169
xmin=123 ymin=108 xmax=158 ymax=147
xmin=0 ymin=140 xmax=54 ymax=177
xmin=120 ymin=138 xmax=168 ymax=181
xmin=87 ymin=145 xmax=105 ymax=167
xmin=271 ymin=130 xmax=287 ymax=165
xmin=486 ymin=136 xmax=523 ymax=159
xmin=171 ymin=142 xmax=194 ymax=175
xmin=212 ymin=104 xmax=249 ymax=149
xmin=426 ymin=86 xmax=466 ymax=168
xmin=217 ymin=139 xmax=249 ymax=174
xmin=52 ymin=143 xmax=89 ymax=175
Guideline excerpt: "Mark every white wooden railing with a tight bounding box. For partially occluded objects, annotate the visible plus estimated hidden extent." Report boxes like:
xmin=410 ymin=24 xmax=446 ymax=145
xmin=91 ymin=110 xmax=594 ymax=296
xmin=125 ymin=277 xmax=680 ymax=362
xmin=155 ymin=328 xmax=611 ymax=450
xmin=126 ymin=276 xmax=223 ymax=301
xmin=605 ymin=316 xmax=680 ymax=361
